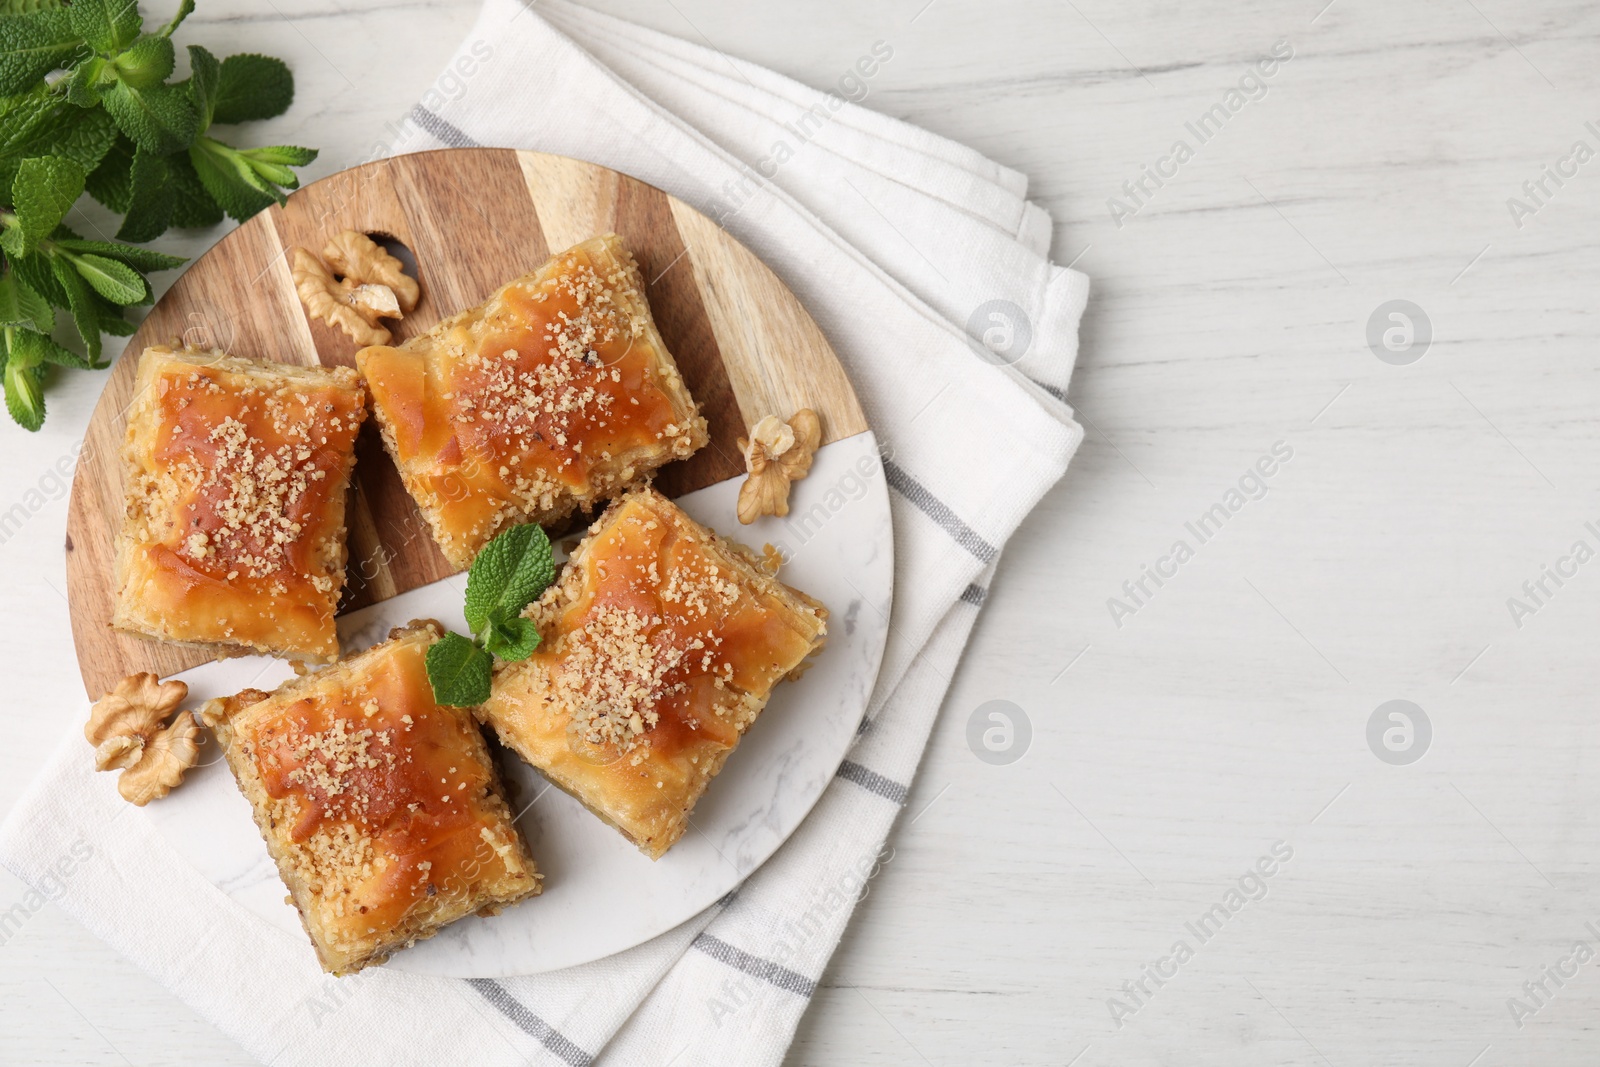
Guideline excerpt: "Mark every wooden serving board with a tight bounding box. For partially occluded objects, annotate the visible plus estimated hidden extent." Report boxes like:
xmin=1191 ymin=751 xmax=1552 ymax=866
xmin=66 ymin=148 xmax=868 ymax=700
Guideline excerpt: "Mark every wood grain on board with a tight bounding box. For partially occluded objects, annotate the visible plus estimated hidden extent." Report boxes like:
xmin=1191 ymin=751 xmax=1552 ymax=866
xmin=66 ymin=148 xmax=868 ymax=699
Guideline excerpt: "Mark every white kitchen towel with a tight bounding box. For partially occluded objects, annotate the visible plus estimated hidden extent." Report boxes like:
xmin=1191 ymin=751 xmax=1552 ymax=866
xmin=537 ymin=0 xmax=1086 ymax=405
xmin=0 ymin=2 xmax=1087 ymax=1065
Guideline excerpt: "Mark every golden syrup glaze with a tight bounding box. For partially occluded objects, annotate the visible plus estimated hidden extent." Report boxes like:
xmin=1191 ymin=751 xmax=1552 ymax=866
xmin=358 ymin=240 xmax=696 ymax=560
xmin=484 ymin=491 xmax=826 ymax=854
xmin=130 ymin=359 xmax=362 ymax=655
xmin=549 ymin=493 xmax=819 ymax=757
xmin=241 ymin=636 xmax=516 ymax=935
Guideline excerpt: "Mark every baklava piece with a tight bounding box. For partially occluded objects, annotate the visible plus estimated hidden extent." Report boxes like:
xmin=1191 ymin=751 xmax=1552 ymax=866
xmin=480 ymin=489 xmax=827 ymax=860
xmin=356 ymin=233 xmax=708 ymax=569
xmin=203 ymin=621 xmax=540 ymax=975
xmin=112 ymin=346 xmax=366 ymax=662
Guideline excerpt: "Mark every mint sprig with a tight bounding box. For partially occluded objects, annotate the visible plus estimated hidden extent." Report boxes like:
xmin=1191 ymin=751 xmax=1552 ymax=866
xmin=0 ymin=1 xmax=318 ymax=431
xmin=426 ymin=524 xmax=557 ymax=708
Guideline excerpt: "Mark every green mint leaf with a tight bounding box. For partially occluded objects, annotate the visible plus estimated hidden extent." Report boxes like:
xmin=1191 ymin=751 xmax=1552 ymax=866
xmin=63 ymin=54 xmax=107 ymax=105
xmin=0 ymin=84 xmax=56 ymax=155
xmin=240 ymin=144 xmax=317 ymax=167
xmin=463 ymin=523 xmax=556 ymax=634
xmin=3 ymin=354 xmax=44 ymax=431
xmin=4 ymin=327 xmax=39 ymax=369
xmin=240 ymin=151 xmax=297 ymax=187
xmin=84 ymin=131 xmax=134 ymax=212
xmin=211 ymin=144 xmax=319 ymax=200
xmin=112 ymin=33 xmax=174 ymax=89
xmin=54 ymin=237 xmax=184 ymax=272
xmin=425 ymin=631 xmax=493 ymax=707
xmin=50 ymin=103 xmax=118 ymax=171
xmin=33 ymin=336 xmax=91 ymax=369
xmin=0 ymin=92 xmax=110 ymax=203
xmin=0 ymin=10 xmax=84 ymax=96
xmin=66 ymin=0 xmax=140 ymax=53
xmin=184 ymin=43 xmax=218 ymax=129
xmin=0 ymin=9 xmax=317 ymax=430
xmin=243 ymin=156 xmax=297 ymax=189
xmin=114 ymin=146 xmax=173 ymax=241
xmin=211 ymin=52 xmax=292 ymax=124
xmin=69 ymin=252 xmax=145 ymax=304
xmin=16 ymin=278 xmax=52 ymax=333
xmin=0 ymin=272 xmax=23 ymax=325
xmin=0 ymin=271 xmax=54 ymax=332
xmin=156 ymin=0 xmax=193 ymax=38
xmin=11 ymin=324 xmax=89 ymax=369
xmin=49 ymin=255 xmax=102 ymax=363
xmin=483 ymin=607 xmax=541 ymax=662
xmin=188 ymin=136 xmax=276 ymax=219
xmin=0 ymin=84 xmax=60 ymax=160
xmin=10 ymin=246 xmax=65 ymax=305
xmin=11 ymin=155 xmax=85 ymax=255
xmin=96 ymin=306 xmax=135 ymax=336
xmin=167 ymin=151 xmax=222 ymax=227
xmin=102 ymin=79 xmax=197 ymax=154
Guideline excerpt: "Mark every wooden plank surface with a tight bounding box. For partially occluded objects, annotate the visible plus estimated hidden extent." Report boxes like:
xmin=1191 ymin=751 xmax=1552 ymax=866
xmin=65 ymin=148 xmax=868 ymax=699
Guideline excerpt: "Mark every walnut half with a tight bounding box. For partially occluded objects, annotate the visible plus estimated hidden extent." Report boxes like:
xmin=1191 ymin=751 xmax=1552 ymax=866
xmin=84 ymin=673 xmax=201 ymax=806
xmin=737 ymin=408 xmax=821 ymax=524
xmin=291 ymin=231 xmax=420 ymax=346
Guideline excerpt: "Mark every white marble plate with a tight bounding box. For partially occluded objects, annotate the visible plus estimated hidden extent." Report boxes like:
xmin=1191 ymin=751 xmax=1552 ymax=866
xmin=144 ymin=432 xmax=892 ymax=977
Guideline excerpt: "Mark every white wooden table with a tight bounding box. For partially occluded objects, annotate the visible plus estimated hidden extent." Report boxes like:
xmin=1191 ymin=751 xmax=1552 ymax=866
xmin=5 ymin=0 xmax=1599 ymax=1063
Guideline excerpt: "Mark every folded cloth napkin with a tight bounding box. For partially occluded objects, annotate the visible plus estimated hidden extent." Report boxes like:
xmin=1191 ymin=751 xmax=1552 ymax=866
xmin=0 ymin=1 xmax=1086 ymax=1064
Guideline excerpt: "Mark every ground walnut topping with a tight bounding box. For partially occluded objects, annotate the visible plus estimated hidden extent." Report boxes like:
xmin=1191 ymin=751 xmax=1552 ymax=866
xmin=551 ymin=519 xmax=752 ymax=755
xmin=660 ymin=557 xmax=743 ymax=618
xmin=167 ymin=389 xmax=341 ymax=579
xmin=460 ymin=344 xmax=619 ymax=446
xmin=185 ymin=415 xmax=309 ymax=576
xmin=279 ymin=715 xmax=405 ymax=826
xmin=453 ymin=260 xmax=639 ymax=468
xmin=556 ymin=605 xmax=697 ymax=753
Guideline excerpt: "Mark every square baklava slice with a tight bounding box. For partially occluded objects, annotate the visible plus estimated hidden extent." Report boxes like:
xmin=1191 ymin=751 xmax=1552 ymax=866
xmin=481 ymin=489 xmax=827 ymax=859
xmin=356 ymin=233 xmax=708 ymax=569
xmin=113 ymin=346 xmax=366 ymax=662
xmin=203 ymin=621 xmax=541 ymax=975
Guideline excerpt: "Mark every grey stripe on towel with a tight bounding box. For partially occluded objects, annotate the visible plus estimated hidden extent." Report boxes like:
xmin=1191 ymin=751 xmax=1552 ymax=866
xmin=692 ymin=933 xmax=817 ymax=997
xmin=409 ymin=105 xmax=482 ymax=148
xmin=836 ymin=759 xmax=909 ymax=805
xmin=466 ymin=979 xmax=592 ymax=1067
xmin=1034 ymin=379 xmax=1068 ymax=403
xmin=881 ymin=459 xmax=998 ymax=563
